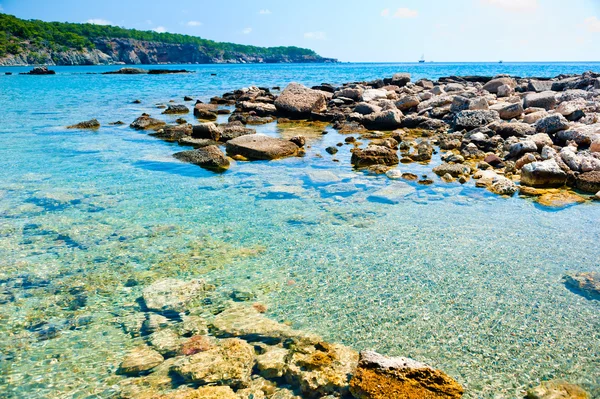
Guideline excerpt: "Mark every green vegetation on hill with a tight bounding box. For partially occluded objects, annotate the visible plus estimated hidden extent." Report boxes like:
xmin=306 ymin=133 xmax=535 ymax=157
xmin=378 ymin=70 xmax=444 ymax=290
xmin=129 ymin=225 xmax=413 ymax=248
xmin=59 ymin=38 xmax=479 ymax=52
xmin=0 ymin=13 xmax=320 ymax=60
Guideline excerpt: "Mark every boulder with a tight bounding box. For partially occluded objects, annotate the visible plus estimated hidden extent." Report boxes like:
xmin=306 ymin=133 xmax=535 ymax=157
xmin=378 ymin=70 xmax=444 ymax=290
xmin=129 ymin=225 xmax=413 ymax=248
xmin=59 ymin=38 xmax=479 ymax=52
xmin=536 ymin=114 xmax=569 ymax=134
xmin=453 ymin=110 xmax=500 ymax=130
xmin=225 ymin=134 xmax=299 ymax=160
xmin=520 ymin=159 xmax=567 ymax=187
xmin=219 ymin=122 xmax=255 ymax=142
xmin=194 ymin=103 xmax=218 ymax=120
xmin=497 ymin=84 xmax=513 ymax=98
xmin=362 ymin=89 xmax=388 ymax=102
xmin=508 ymin=140 xmax=538 ymax=159
xmin=351 ymin=145 xmax=399 ymax=167
xmin=163 ymin=104 xmax=190 ymax=115
xmin=334 ymin=87 xmax=363 ymax=102
xmin=432 ymin=163 xmax=471 ymax=177
xmin=172 ymin=338 xmax=255 ymax=388
xmin=148 ymin=329 xmax=182 ymax=357
xmin=563 ymin=272 xmax=600 ymax=300
xmin=527 ymin=80 xmax=554 ymax=93
xmin=390 ymin=73 xmax=411 ymax=87
xmin=537 ymin=192 xmax=586 ymax=208
xmin=130 ymin=115 xmax=166 ymax=130
xmin=482 ymin=77 xmax=516 ymax=93
xmin=256 ymin=346 xmax=288 ymax=379
xmin=575 ymin=171 xmax=600 ymax=193
xmin=360 ymin=110 xmax=404 ymax=130
xmin=192 ymin=123 xmax=222 ymax=141
xmin=142 ymin=279 xmax=214 ymax=315
xmin=238 ymin=101 xmax=277 ymax=115
xmin=349 ymin=351 xmax=464 ymax=399
xmin=499 ymin=103 xmax=524 ymax=120
xmin=151 ymin=124 xmax=192 ymax=142
xmin=117 ymin=346 xmax=164 ymax=376
xmin=285 ymin=341 xmax=359 ymax=398
xmin=396 ymin=95 xmax=420 ymax=111
xmin=530 ymin=133 xmax=554 ymax=151
xmin=354 ymin=102 xmax=382 ymax=115
xmin=173 ymin=146 xmax=230 ymax=173
xmin=491 ymin=122 xmax=535 ymax=138
xmin=523 ymin=91 xmax=557 ymax=111
xmin=523 ymin=111 xmax=549 ymax=124
xmin=275 ymin=83 xmax=328 ymax=116
xmin=67 ymin=119 xmax=101 ymax=129
xmin=489 ymin=177 xmax=518 ymax=196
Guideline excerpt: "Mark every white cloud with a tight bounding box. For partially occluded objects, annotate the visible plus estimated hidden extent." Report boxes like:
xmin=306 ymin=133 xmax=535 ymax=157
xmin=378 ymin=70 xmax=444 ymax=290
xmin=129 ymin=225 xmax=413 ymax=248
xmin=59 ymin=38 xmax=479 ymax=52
xmin=585 ymin=16 xmax=600 ymax=33
xmin=480 ymin=0 xmax=538 ymax=12
xmin=187 ymin=20 xmax=202 ymax=27
xmin=259 ymin=9 xmax=272 ymax=15
xmin=242 ymin=27 xmax=253 ymax=34
xmin=153 ymin=26 xmax=167 ymax=33
xmin=86 ymin=18 xmax=112 ymax=25
xmin=304 ymin=31 xmax=326 ymax=40
xmin=393 ymin=8 xmax=418 ymax=18
xmin=381 ymin=9 xmax=390 ymax=17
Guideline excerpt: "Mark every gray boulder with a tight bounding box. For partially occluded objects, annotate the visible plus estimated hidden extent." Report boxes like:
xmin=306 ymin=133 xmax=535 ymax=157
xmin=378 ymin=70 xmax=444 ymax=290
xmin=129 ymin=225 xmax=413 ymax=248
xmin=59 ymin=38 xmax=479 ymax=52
xmin=520 ymin=159 xmax=568 ymax=187
xmin=275 ymin=83 xmax=328 ymax=116
xmin=536 ymin=114 xmax=569 ymax=134
xmin=162 ymin=104 xmax=190 ymax=115
xmin=499 ymin=103 xmax=524 ymax=120
xmin=173 ymin=145 xmax=230 ymax=172
xmin=527 ymin=80 xmax=553 ymax=93
xmin=482 ymin=77 xmax=517 ymax=93
xmin=360 ymin=109 xmax=404 ymax=130
xmin=192 ymin=122 xmax=221 ymax=141
xmin=225 ymin=134 xmax=299 ymax=160
xmin=130 ymin=115 xmax=166 ymax=130
xmin=395 ymin=95 xmax=420 ymax=111
xmin=453 ymin=110 xmax=500 ymax=130
xmin=523 ymin=91 xmax=557 ymax=111
xmin=354 ymin=102 xmax=382 ymax=115
xmin=390 ymin=73 xmax=411 ymax=87
xmin=508 ymin=140 xmax=538 ymax=159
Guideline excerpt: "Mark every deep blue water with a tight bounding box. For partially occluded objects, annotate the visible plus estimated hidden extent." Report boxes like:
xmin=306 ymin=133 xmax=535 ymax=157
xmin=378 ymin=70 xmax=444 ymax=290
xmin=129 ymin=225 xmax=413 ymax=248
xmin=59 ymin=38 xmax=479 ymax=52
xmin=0 ymin=62 xmax=599 ymax=398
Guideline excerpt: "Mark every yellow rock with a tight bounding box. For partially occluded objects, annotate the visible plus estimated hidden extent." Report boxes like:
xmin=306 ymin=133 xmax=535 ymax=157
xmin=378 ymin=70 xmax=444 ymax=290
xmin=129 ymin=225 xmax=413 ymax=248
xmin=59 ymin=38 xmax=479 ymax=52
xmin=537 ymin=192 xmax=586 ymax=208
xmin=526 ymin=380 xmax=590 ymax=399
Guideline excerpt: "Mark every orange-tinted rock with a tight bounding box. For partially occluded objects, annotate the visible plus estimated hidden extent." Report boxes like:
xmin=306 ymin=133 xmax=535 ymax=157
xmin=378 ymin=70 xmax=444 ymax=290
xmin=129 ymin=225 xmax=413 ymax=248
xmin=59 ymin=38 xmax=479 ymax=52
xmin=349 ymin=351 xmax=464 ymax=399
xmin=526 ymin=379 xmax=590 ymax=399
xmin=563 ymin=272 xmax=600 ymax=299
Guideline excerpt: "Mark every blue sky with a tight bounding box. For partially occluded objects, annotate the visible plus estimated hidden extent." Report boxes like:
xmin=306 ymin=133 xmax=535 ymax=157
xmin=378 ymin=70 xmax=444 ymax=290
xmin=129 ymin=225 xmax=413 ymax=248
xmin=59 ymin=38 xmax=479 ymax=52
xmin=1 ymin=0 xmax=599 ymax=62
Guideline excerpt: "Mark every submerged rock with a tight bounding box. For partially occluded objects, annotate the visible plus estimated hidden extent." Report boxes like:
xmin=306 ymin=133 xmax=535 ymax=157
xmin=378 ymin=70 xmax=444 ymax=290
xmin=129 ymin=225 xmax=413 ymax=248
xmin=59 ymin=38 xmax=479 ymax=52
xmin=171 ymin=338 xmax=255 ymax=388
xmin=349 ymin=351 xmax=464 ymax=399
xmin=526 ymin=380 xmax=590 ymax=399
xmin=67 ymin=119 xmax=100 ymax=129
xmin=173 ymin=146 xmax=230 ymax=173
xmin=142 ymin=279 xmax=214 ymax=315
xmin=130 ymin=114 xmax=166 ymax=130
xmin=225 ymin=134 xmax=299 ymax=160
xmin=563 ymin=272 xmax=600 ymax=299
xmin=117 ymin=346 xmax=164 ymax=376
xmin=162 ymin=104 xmax=190 ymax=114
xmin=537 ymin=192 xmax=586 ymax=208
xmin=351 ymin=145 xmax=399 ymax=167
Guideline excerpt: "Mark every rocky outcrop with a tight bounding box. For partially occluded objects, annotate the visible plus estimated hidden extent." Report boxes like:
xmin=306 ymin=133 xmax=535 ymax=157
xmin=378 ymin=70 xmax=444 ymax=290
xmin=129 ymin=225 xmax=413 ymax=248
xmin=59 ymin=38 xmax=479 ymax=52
xmin=349 ymin=351 xmax=464 ymax=399
xmin=67 ymin=119 xmax=100 ymax=129
xmin=563 ymin=272 xmax=600 ymax=299
xmin=274 ymin=83 xmax=328 ymax=117
xmin=520 ymin=160 xmax=568 ymax=188
xmin=351 ymin=145 xmax=399 ymax=167
xmin=130 ymin=114 xmax=166 ymax=130
xmin=117 ymin=346 xmax=164 ymax=376
xmin=173 ymin=146 xmax=230 ymax=173
xmin=225 ymin=134 xmax=299 ymax=160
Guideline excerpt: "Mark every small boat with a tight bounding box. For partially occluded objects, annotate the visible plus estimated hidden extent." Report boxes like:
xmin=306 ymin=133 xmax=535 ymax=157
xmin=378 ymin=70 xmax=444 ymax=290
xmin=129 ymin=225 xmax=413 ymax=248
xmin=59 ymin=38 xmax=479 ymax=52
xmin=499 ymin=60 xmax=503 ymax=64
xmin=419 ymin=54 xmax=425 ymax=63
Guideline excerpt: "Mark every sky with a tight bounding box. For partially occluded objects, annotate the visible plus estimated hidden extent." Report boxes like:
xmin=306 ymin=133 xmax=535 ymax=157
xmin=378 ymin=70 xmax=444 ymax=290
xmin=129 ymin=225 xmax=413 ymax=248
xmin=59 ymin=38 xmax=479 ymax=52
xmin=1 ymin=0 xmax=599 ymax=62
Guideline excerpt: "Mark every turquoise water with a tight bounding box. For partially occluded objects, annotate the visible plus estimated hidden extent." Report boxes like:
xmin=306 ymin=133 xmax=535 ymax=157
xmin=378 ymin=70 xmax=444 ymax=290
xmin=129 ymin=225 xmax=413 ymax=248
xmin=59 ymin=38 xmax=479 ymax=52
xmin=1 ymin=62 xmax=599 ymax=398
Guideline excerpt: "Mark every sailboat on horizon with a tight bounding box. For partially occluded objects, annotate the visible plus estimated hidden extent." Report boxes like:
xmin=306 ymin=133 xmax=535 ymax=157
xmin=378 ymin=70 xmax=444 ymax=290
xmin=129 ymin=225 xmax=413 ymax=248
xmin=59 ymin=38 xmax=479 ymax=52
xmin=419 ymin=54 xmax=425 ymax=63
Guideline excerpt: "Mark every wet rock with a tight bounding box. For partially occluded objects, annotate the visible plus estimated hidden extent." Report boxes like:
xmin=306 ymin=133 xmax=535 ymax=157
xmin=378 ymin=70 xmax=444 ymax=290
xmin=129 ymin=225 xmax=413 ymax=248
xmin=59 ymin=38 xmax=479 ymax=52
xmin=103 ymin=67 xmax=147 ymax=75
xmin=117 ymin=346 xmax=164 ymax=376
xmin=349 ymin=350 xmax=464 ymax=399
xmin=537 ymin=191 xmax=586 ymax=208
xmin=151 ymin=124 xmax=192 ymax=142
xmin=194 ymin=103 xmax=218 ymax=120
xmin=163 ymin=104 xmax=190 ymax=115
xmin=484 ymin=154 xmax=505 ymax=168
xmin=351 ymin=145 xmax=399 ymax=167
xmin=536 ymin=114 xmax=569 ymax=134
xmin=275 ymin=83 xmax=328 ymax=116
xmin=396 ymin=95 xmax=420 ymax=111
xmin=408 ymin=142 xmax=433 ymax=162
xmin=211 ymin=305 xmax=316 ymax=344
xmin=173 ymin=146 xmax=230 ymax=173
xmin=230 ymin=288 xmax=256 ymax=302
xmin=489 ymin=177 xmax=518 ymax=196
xmin=178 ymin=137 xmax=218 ymax=148
xmin=515 ymin=153 xmax=538 ymax=169
xmin=521 ymin=159 xmax=568 ymax=187
xmin=180 ymin=336 xmax=216 ymax=356
xmin=179 ymin=315 xmax=209 ymax=337
xmin=257 ymin=346 xmax=289 ymax=379
xmin=21 ymin=66 xmax=56 ymax=75
xmin=192 ymin=123 xmax=221 ymax=141
xmin=142 ymin=314 xmax=171 ymax=335
xmin=225 ymin=134 xmax=299 ymax=160
xmin=157 ymin=386 xmax=239 ymax=399
xmin=130 ymin=114 xmax=166 ymax=130
xmin=285 ymin=341 xmax=359 ymax=398
xmin=218 ymin=122 xmax=255 ymax=142
xmin=433 ymin=163 xmax=471 ymax=178
xmin=453 ymin=110 xmax=500 ymax=130
xmin=67 ymin=119 xmax=100 ymax=129
xmin=563 ymin=272 xmax=600 ymax=300
xmin=289 ymin=135 xmax=306 ymax=148
xmin=523 ymin=91 xmax=557 ymax=111
xmin=171 ymin=338 xmax=255 ymax=388
xmin=359 ymin=109 xmax=404 ymax=130
xmin=148 ymin=329 xmax=182 ymax=357
xmin=325 ymin=146 xmax=338 ymax=155
xmin=482 ymin=77 xmax=516 ymax=93
xmin=575 ymin=171 xmax=600 ymax=193
xmin=142 ymin=278 xmax=214 ymax=315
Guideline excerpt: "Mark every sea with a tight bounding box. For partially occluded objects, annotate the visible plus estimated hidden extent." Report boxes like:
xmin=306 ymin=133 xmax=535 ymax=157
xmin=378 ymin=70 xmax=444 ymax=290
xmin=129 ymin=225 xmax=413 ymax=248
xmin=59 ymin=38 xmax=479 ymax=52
xmin=0 ymin=62 xmax=599 ymax=398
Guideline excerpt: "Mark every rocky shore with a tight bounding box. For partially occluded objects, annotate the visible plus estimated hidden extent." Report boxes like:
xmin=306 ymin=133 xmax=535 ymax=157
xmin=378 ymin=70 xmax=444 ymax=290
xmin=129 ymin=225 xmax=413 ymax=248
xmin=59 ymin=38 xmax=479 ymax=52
xmin=90 ymin=70 xmax=600 ymax=208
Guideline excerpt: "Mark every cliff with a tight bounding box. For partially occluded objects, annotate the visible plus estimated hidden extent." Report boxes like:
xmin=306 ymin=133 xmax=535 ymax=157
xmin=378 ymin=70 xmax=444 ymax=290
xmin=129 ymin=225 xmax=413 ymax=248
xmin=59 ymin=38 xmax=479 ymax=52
xmin=0 ymin=14 xmax=336 ymax=66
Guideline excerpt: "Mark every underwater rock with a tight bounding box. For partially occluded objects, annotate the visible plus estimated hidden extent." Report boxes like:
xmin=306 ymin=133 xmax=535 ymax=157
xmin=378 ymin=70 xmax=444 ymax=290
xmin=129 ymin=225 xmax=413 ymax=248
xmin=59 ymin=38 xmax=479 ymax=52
xmin=148 ymin=329 xmax=182 ymax=357
xmin=563 ymin=272 xmax=600 ymax=299
xmin=285 ymin=341 xmax=359 ymax=398
xmin=536 ymin=192 xmax=586 ymax=208
xmin=180 ymin=335 xmax=217 ymax=356
xmin=162 ymin=104 xmax=190 ymax=114
xmin=225 ymin=134 xmax=299 ymax=160
xmin=155 ymin=386 xmax=239 ymax=399
xmin=256 ymin=345 xmax=289 ymax=379
xmin=526 ymin=380 xmax=590 ymax=399
xmin=67 ymin=118 xmax=100 ymax=129
xmin=349 ymin=350 xmax=464 ymax=399
xmin=171 ymin=338 xmax=255 ymax=388
xmin=368 ymin=182 xmax=416 ymax=204
xmin=142 ymin=278 xmax=215 ymax=316
xmin=117 ymin=346 xmax=164 ymax=376
xmin=179 ymin=315 xmax=209 ymax=337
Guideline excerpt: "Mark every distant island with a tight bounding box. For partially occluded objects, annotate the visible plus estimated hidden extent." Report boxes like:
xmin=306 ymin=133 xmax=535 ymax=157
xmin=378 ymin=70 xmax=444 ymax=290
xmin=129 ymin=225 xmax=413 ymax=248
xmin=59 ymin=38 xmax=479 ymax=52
xmin=0 ymin=13 xmax=337 ymax=66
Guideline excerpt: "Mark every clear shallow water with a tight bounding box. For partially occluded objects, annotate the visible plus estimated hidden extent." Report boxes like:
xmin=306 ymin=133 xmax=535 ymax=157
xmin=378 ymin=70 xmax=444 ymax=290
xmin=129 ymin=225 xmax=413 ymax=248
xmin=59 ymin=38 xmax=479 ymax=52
xmin=1 ymin=62 xmax=599 ymax=398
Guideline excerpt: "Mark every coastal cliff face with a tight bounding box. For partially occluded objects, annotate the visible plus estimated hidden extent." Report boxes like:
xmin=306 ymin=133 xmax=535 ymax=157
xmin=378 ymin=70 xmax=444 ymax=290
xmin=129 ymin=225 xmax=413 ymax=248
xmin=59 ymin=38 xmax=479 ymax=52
xmin=0 ymin=38 xmax=337 ymax=66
